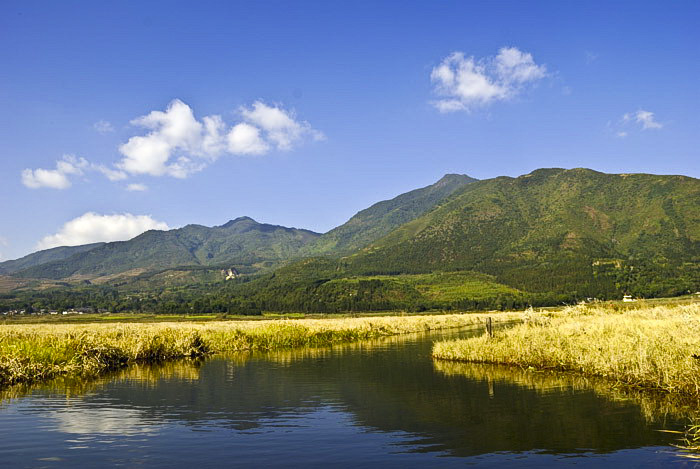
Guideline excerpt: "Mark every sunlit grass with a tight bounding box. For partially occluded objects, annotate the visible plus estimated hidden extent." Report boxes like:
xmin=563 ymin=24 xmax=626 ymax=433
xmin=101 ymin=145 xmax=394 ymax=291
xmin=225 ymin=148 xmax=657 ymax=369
xmin=0 ymin=312 xmax=521 ymax=387
xmin=433 ymin=303 xmax=700 ymax=397
xmin=433 ymin=302 xmax=700 ymax=456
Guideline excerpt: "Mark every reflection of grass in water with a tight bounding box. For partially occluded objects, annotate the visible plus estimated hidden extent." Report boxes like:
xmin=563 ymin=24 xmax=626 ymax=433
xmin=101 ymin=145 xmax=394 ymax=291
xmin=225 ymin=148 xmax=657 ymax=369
xmin=434 ymin=360 xmax=700 ymax=457
xmin=0 ymin=323 xmax=486 ymax=406
xmin=433 ymin=360 xmax=697 ymax=423
xmin=434 ymin=303 xmax=700 ymax=397
xmin=433 ymin=302 xmax=700 ymax=456
xmin=677 ymin=422 xmax=700 ymax=459
xmin=0 ymin=358 xmax=206 ymax=405
xmin=0 ymin=312 xmax=523 ymax=388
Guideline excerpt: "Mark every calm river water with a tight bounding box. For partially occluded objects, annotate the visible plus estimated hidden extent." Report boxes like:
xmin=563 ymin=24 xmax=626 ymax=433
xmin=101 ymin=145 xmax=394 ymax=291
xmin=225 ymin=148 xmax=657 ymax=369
xmin=0 ymin=326 xmax=695 ymax=467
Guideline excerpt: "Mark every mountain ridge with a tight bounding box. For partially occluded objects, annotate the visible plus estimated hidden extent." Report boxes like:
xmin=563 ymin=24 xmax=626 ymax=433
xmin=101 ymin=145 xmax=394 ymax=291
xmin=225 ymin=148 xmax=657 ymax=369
xmin=301 ymin=173 xmax=477 ymax=256
xmin=14 ymin=217 xmax=321 ymax=280
xmin=8 ymin=173 xmax=477 ymax=281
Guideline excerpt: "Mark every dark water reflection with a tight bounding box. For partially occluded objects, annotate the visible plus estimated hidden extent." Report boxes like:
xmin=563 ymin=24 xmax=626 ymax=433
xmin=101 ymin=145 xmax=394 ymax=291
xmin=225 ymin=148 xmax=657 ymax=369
xmin=0 ymin=326 xmax=696 ymax=467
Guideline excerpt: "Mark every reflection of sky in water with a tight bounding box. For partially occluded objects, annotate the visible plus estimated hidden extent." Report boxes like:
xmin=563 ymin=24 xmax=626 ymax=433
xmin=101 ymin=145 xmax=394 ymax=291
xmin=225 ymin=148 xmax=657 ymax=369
xmin=47 ymin=406 xmax=159 ymax=436
xmin=0 ymin=327 xmax=695 ymax=467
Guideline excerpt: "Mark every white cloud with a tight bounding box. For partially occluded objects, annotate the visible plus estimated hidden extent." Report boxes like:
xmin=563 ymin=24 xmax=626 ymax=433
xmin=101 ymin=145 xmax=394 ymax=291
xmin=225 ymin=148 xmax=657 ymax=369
xmin=227 ymin=122 xmax=269 ymax=155
xmin=623 ymin=110 xmax=663 ymax=130
xmin=117 ymin=99 xmax=212 ymax=178
xmin=612 ymin=109 xmax=664 ymax=137
xmin=94 ymin=165 xmax=128 ymax=181
xmin=126 ymin=183 xmax=148 ymax=192
xmin=36 ymin=212 xmax=169 ymax=250
xmin=22 ymin=99 xmax=323 ymax=189
xmin=93 ymin=120 xmax=114 ymax=134
xmin=240 ymin=101 xmax=325 ymax=150
xmin=430 ymin=47 xmax=547 ymax=112
xmin=115 ymin=99 xmax=322 ymax=178
xmin=22 ymin=155 xmax=129 ymax=189
xmin=21 ymin=155 xmax=89 ymax=189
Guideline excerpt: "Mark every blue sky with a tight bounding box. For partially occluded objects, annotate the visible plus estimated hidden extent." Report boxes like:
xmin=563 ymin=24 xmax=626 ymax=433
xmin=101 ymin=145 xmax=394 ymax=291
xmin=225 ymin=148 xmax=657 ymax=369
xmin=1 ymin=0 xmax=698 ymax=260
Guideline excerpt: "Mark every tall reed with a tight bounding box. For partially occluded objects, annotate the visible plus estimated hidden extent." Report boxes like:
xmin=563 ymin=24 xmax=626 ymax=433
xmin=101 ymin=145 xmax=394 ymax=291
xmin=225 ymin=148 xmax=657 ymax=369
xmin=433 ymin=303 xmax=700 ymax=397
xmin=0 ymin=312 xmax=522 ymax=387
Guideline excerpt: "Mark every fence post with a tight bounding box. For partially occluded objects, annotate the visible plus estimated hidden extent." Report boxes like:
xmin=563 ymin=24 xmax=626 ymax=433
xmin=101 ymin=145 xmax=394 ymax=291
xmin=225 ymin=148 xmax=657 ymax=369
xmin=485 ymin=317 xmax=493 ymax=338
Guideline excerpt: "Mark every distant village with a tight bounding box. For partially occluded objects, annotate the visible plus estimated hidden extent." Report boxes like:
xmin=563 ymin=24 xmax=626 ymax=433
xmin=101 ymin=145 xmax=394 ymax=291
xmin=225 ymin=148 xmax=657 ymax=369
xmin=2 ymin=307 xmax=110 ymax=316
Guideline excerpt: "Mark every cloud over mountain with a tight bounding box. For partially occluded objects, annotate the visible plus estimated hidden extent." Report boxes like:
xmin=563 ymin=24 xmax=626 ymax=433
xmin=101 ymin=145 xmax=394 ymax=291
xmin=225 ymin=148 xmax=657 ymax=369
xmin=36 ymin=212 xmax=169 ymax=250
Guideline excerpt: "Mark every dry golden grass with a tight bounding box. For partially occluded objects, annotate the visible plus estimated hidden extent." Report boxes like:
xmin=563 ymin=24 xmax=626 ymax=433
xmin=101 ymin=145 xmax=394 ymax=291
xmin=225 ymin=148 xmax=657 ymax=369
xmin=433 ymin=303 xmax=700 ymax=397
xmin=0 ymin=311 xmax=522 ymax=387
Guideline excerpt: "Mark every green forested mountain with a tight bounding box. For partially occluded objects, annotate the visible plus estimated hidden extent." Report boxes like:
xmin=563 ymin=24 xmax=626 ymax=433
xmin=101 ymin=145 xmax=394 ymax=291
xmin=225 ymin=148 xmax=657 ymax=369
xmin=343 ymin=168 xmax=700 ymax=296
xmin=218 ymin=168 xmax=699 ymax=311
xmin=15 ymin=217 xmax=320 ymax=280
xmin=0 ymin=243 xmax=105 ymax=275
xmin=302 ymin=173 xmax=477 ymax=256
xmin=3 ymin=168 xmax=699 ymax=314
xmin=9 ymin=174 xmax=473 ymax=282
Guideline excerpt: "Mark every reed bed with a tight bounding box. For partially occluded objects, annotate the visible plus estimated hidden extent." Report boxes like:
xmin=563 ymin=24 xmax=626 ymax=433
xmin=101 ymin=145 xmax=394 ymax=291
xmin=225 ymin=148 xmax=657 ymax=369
xmin=0 ymin=312 xmax=521 ymax=387
xmin=433 ymin=303 xmax=700 ymax=397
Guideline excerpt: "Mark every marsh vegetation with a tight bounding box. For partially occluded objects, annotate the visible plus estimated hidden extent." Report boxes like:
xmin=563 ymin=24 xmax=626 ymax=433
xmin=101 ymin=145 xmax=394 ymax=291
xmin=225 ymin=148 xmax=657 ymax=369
xmin=0 ymin=311 xmax=522 ymax=387
xmin=433 ymin=302 xmax=700 ymax=397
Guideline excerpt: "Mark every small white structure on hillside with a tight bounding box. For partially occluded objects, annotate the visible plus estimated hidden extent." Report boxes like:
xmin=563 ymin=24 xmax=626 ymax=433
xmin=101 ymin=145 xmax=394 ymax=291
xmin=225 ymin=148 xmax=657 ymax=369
xmin=622 ymin=295 xmax=635 ymax=302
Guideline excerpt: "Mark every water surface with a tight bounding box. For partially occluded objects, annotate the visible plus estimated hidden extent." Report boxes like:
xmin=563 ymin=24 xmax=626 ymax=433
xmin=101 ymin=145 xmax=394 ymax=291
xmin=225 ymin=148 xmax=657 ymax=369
xmin=0 ymin=326 xmax=695 ymax=467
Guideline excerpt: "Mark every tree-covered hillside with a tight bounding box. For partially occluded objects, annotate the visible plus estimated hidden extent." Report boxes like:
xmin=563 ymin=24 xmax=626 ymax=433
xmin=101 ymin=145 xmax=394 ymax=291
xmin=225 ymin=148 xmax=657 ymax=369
xmin=3 ymin=168 xmax=698 ymax=314
xmin=15 ymin=217 xmax=320 ymax=280
xmin=0 ymin=243 xmax=105 ymax=275
xmin=343 ymin=168 xmax=699 ymax=297
xmin=301 ymin=173 xmax=476 ymax=256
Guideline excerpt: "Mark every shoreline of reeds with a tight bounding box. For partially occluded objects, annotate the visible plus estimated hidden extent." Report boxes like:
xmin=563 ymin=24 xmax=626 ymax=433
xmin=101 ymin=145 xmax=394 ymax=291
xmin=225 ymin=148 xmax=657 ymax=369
xmin=432 ymin=303 xmax=700 ymax=398
xmin=0 ymin=312 xmax=521 ymax=388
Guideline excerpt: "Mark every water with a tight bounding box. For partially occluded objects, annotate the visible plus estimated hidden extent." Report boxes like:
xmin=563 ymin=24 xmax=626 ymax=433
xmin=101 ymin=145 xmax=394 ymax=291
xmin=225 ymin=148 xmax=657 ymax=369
xmin=0 ymin=326 xmax=695 ymax=467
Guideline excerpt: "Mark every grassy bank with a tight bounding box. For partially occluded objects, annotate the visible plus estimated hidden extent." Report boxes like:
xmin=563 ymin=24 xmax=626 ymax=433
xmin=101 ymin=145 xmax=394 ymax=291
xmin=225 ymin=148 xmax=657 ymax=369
xmin=0 ymin=312 xmax=521 ymax=387
xmin=433 ymin=302 xmax=700 ymax=397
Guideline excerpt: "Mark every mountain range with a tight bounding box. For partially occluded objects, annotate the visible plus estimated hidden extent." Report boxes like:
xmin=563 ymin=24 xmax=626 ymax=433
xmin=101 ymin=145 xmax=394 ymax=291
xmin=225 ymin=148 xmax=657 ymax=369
xmin=2 ymin=168 xmax=698 ymax=312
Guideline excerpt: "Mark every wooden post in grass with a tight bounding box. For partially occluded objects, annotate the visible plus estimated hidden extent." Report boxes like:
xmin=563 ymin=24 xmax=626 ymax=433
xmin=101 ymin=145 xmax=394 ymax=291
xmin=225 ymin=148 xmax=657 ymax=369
xmin=485 ymin=317 xmax=493 ymax=338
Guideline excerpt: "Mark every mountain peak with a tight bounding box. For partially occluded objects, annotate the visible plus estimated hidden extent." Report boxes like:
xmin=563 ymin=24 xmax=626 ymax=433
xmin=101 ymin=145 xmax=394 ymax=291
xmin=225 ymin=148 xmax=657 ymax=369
xmin=435 ymin=173 xmax=476 ymax=186
xmin=221 ymin=216 xmax=257 ymax=228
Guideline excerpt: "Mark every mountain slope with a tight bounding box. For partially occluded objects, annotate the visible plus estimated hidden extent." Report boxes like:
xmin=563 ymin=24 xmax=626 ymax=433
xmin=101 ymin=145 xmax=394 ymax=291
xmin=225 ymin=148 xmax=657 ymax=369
xmin=0 ymin=243 xmax=105 ymax=275
xmin=345 ymin=168 xmax=699 ymax=295
xmin=227 ymin=168 xmax=699 ymax=311
xmin=15 ymin=217 xmax=320 ymax=280
xmin=301 ymin=173 xmax=477 ymax=256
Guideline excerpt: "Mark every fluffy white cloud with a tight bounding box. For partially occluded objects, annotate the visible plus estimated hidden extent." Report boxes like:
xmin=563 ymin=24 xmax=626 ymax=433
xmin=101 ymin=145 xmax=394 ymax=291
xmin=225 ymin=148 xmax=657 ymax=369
xmin=21 ymin=155 xmax=89 ymax=189
xmin=22 ymin=155 xmax=128 ymax=189
xmin=125 ymin=183 xmax=148 ymax=192
xmin=430 ymin=47 xmax=547 ymax=112
xmin=240 ymin=101 xmax=325 ymax=150
xmin=227 ymin=122 xmax=269 ymax=155
xmin=22 ymin=99 xmax=323 ymax=189
xmin=93 ymin=120 xmax=114 ymax=134
xmin=115 ymin=99 xmax=321 ymax=178
xmin=37 ymin=212 xmax=169 ymax=250
xmin=623 ymin=110 xmax=663 ymax=130
xmin=117 ymin=99 xmax=212 ymax=178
